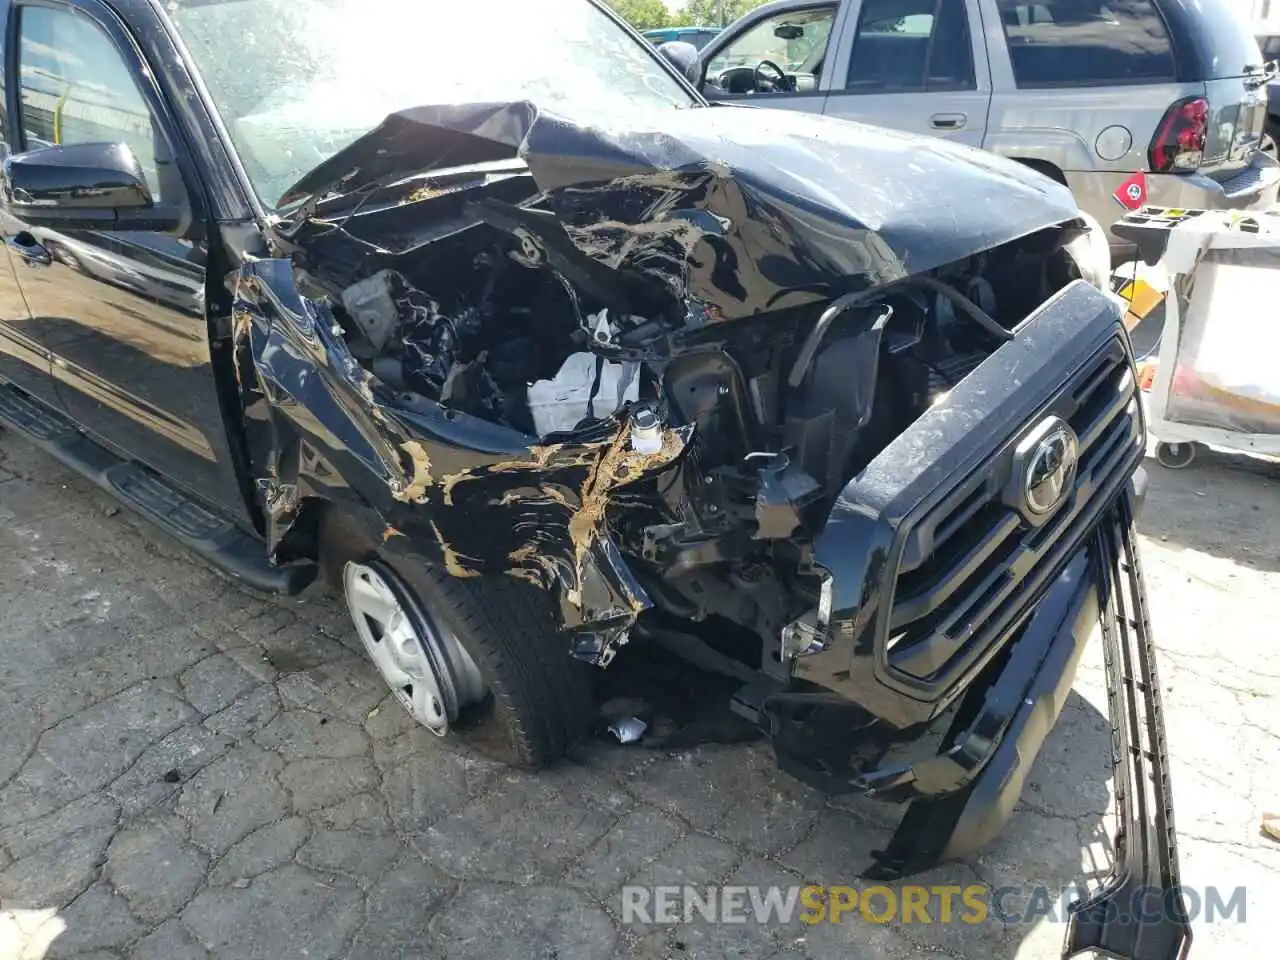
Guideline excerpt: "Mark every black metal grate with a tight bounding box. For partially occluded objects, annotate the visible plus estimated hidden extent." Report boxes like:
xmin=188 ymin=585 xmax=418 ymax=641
xmin=886 ymin=337 xmax=1142 ymax=681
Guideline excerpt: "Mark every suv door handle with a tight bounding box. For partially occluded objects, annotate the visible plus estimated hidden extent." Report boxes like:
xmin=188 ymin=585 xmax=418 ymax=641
xmin=930 ymin=113 xmax=967 ymax=130
xmin=4 ymin=233 xmax=52 ymax=267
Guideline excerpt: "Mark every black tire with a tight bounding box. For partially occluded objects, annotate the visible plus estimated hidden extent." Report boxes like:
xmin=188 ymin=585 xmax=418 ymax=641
xmin=320 ymin=507 xmax=594 ymax=769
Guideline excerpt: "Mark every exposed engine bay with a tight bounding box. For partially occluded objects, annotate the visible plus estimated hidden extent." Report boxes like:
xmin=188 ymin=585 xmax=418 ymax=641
xmin=230 ymin=101 xmax=1112 ymax=680
xmin=247 ymin=98 xmax=1107 ymax=674
xmin=329 ymin=217 xmax=1086 ymax=449
xmin=225 ymin=99 xmax=1180 ymax=936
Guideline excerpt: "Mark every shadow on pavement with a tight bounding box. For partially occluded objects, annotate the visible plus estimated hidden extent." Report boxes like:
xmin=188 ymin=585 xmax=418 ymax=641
xmin=0 ymin=434 xmax=1124 ymax=960
xmin=584 ymin=638 xmax=1117 ymax=958
xmin=1138 ymin=448 xmax=1280 ymax=573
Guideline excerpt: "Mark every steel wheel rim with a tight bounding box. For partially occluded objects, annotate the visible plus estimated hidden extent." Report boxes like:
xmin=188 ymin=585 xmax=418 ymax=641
xmin=343 ymin=560 xmax=486 ymax=735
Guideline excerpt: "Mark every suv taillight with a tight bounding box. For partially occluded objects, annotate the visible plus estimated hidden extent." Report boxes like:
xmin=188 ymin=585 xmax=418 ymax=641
xmin=1148 ymin=97 xmax=1208 ymax=173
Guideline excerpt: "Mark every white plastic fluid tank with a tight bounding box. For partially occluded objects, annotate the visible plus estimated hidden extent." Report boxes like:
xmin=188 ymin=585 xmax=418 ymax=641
xmin=528 ymin=353 xmax=640 ymax=436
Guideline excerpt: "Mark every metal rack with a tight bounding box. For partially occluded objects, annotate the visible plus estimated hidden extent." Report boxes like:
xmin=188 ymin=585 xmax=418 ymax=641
xmin=1112 ymin=207 xmax=1280 ymax=468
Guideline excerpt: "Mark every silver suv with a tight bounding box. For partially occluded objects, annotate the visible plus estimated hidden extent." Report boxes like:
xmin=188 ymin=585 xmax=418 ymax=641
xmin=691 ymin=0 xmax=1279 ymax=244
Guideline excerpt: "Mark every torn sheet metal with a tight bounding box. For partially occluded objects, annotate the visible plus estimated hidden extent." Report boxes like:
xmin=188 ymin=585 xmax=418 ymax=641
xmin=232 ymin=257 xmax=690 ymax=642
xmin=280 ymin=100 xmax=1081 ymax=327
xmin=607 ymin=716 xmax=648 ymax=744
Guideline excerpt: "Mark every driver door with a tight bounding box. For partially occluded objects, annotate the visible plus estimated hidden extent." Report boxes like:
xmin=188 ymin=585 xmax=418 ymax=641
xmin=696 ymin=2 xmax=846 ymax=112
xmin=2 ymin=0 xmax=252 ymax=525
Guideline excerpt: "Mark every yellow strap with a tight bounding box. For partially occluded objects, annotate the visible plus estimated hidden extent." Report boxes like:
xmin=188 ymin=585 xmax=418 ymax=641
xmin=52 ymin=87 xmax=70 ymax=145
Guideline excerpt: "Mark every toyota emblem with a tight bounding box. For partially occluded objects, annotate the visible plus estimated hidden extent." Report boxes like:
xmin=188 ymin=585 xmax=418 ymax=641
xmin=1023 ymin=418 xmax=1079 ymax=515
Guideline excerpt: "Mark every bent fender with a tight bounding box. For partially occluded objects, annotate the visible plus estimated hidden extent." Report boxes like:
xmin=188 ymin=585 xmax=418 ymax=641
xmin=231 ymin=258 xmax=690 ymax=661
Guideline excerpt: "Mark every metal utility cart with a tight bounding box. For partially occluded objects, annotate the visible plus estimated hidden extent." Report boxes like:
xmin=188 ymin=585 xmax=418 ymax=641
xmin=1112 ymin=207 xmax=1280 ymax=469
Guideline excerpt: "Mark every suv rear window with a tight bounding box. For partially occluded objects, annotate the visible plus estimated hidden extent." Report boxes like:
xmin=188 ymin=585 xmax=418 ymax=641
xmin=996 ymin=0 xmax=1175 ymax=87
xmin=1185 ymin=0 xmax=1265 ymax=80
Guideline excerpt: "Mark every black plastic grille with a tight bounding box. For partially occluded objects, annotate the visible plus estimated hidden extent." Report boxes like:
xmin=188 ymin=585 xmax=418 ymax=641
xmin=886 ymin=337 xmax=1142 ymax=682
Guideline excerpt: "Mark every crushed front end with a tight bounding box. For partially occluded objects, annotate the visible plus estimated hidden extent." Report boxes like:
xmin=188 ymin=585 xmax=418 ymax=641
xmin=740 ymin=278 xmax=1192 ymax=958
xmin=233 ymin=101 xmax=1188 ymax=957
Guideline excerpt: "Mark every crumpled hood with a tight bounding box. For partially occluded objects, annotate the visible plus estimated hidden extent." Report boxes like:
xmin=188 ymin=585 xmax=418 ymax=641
xmin=282 ymin=101 xmax=1082 ymax=321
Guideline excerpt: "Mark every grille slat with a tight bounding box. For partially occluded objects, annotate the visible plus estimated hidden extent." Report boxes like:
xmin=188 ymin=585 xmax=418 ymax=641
xmin=932 ymin=483 xmax=993 ymax=554
xmin=891 ymin=511 xmax=1020 ymax=628
xmin=887 ymin=337 xmax=1142 ymax=683
xmin=898 ymin=476 xmax=990 ymax=573
xmin=1075 ymin=369 xmax=1135 ymax=454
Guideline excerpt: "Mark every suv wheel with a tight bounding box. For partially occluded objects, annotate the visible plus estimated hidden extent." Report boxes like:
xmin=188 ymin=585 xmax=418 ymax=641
xmin=322 ymin=509 xmax=594 ymax=768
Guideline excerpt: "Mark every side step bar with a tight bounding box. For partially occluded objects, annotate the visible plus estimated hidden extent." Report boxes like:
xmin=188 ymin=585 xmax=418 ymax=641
xmin=0 ymin=382 xmax=314 ymax=595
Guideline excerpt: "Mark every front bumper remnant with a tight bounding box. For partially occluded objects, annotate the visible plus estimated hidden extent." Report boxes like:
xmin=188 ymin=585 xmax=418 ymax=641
xmin=746 ymin=486 xmax=1189 ymax=960
xmin=1064 ymin=494 xmax=1192 ymax=960
xmin=845 ymin=493 xmax=1189 ymax=959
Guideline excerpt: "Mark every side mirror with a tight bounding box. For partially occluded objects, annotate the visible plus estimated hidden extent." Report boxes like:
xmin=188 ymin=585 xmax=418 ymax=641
xmin=1 ymin=142 xmax=182 ymax=232
xmin=656 ymin=40 xmax=703 ymax=85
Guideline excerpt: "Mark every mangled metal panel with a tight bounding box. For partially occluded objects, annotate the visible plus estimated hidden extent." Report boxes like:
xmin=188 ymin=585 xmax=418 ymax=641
xmin=280 ymin=100 xmax=1082 ymax=330
xmin=231 ymin=257 xmax=690 ymax=663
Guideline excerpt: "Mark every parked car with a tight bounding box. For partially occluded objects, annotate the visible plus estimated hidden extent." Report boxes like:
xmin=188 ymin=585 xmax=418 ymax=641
xmin=1258 ymin=31 xmax=1280 ymax=63
xmin=684 ymin=0 xmax=1279 ymax=249
xmin=0 ymin=0 xmax=1186 ymax=950
xmin=643 ymin=25 xmax=721 ymax=49
xmin=1255 ymin=33 xmax=1280 ymax=150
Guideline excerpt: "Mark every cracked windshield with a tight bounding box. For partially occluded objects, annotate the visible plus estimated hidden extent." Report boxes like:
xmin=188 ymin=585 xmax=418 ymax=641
xmin=167 ymin=0 xmax=694 ymax=208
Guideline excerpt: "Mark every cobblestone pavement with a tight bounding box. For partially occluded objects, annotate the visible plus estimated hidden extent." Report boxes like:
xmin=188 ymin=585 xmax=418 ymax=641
xmin=0 ymin=431 xmax=1277 ymax=960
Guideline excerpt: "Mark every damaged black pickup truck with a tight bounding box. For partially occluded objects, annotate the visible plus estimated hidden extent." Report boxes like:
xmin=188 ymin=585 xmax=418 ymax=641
xmin=0 ymin=0 xmax=1190 ymax=954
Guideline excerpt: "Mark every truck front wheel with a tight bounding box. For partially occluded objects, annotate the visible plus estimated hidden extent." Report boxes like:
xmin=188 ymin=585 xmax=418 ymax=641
xmin=321 ymin=509 xmax=594 ymax=769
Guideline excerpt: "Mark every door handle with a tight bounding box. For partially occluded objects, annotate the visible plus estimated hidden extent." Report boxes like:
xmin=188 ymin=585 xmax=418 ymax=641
xmin=930 ymin=113 xmax=967 ymax=131
xmin=4 ymin=232 xmax=52 ymax=267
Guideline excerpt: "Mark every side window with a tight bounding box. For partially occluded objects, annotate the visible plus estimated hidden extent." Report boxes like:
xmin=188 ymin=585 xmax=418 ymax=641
xmin=996 ymin=0 xmax=1176 ymax=87
xmin=706 ymin=7 xmax=836 ymax=80
xmin=17 ymin=4 xmax=165 ymax=200
xmin=845 ymin=0 xmax=976 ymax=92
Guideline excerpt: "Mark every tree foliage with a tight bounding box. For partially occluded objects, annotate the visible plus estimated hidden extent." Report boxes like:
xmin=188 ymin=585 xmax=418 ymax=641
xmin=605 ymin=0 xmax=672 ymax=30
xmin=606 ymin=0 xmax=773 ymax=30
xmin=678 ymin=0 xmax=771 ymax=26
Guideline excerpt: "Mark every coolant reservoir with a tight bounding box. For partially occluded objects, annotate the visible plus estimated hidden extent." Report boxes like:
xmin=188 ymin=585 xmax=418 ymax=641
xmin=527 ymin=353 xmax=640 ymax=436
xmin=630 ymin=406 xmax=663 ymax=454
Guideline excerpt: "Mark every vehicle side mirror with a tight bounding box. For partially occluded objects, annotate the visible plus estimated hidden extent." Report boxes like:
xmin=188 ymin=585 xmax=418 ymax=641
xmin=656 ymin=40 xmax=703 ymax=85
xmin=1 ymin=142 xmax=182 ymax=232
